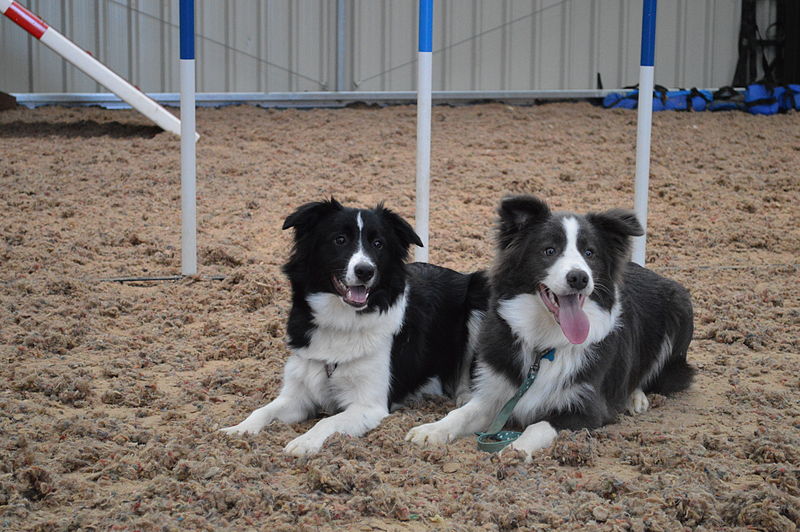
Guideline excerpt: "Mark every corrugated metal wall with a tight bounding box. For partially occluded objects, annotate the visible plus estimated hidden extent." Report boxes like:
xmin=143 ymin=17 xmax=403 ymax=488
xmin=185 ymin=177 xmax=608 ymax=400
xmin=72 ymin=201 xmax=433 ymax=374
xmin=1 ymin=0 xmax=747 ymax=94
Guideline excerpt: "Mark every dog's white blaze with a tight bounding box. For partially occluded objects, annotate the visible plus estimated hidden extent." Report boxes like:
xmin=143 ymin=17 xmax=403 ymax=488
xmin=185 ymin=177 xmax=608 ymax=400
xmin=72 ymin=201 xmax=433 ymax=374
xmin=345 ymin=212 xmax=376 ymax=286
xmin=542 ymin=217 xmax=594 ymax=295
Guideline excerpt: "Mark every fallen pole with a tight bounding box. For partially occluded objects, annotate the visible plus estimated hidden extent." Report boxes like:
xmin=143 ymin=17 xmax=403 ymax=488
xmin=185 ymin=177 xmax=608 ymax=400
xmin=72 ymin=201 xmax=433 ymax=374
xmin=0 ymin=0 xmax=194 ymax=139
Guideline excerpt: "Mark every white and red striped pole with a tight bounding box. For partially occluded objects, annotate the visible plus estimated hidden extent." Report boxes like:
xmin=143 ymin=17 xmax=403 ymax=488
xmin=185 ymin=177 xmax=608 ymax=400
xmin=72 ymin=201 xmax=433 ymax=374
xmin=0 ymin=0 xmax=189 ymax=139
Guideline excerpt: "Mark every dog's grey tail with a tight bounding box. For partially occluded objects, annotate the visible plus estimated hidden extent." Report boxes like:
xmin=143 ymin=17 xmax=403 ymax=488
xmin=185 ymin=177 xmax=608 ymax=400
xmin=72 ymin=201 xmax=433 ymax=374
xmin=646 ymin=309 xmax=695 ymax=396
xmin=646 ymin=358 xmax=696 ymax=395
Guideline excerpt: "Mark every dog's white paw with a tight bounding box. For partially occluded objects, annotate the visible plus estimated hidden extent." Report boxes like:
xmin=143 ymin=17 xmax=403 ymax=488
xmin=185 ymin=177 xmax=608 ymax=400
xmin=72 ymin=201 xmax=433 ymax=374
xmin=284 ymin=432 xmax=325 ymax=457
xmin=405 ymin=422 xmax=458 ymax=446
xmin=219 ymin=420 xmax=264 ymax=436
xmin=505 ymin=421 xmax=558 ymax=462
xmin=627 ymin=388 xmax=649 ymax=415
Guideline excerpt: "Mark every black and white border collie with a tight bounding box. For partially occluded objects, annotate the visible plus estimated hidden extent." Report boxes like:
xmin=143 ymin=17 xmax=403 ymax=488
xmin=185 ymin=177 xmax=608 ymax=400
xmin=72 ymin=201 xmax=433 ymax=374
xmin=221 ymin=199 xmax=488 ymax=456
xmin=407 ymin=195 xmax=694 ymax=459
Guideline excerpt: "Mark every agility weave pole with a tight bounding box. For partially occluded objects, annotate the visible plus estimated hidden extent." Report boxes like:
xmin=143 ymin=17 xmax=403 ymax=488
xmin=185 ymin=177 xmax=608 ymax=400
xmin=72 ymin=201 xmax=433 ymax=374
xmin=415 ymin=0 xmax=433 ymax=263
xmin=0 ymin=0 xmax=192 ymax=140
xmin=180 ymin=0 xmax=197 ymax=276
xmin=632 ymin=0 xmax=657 ymax=266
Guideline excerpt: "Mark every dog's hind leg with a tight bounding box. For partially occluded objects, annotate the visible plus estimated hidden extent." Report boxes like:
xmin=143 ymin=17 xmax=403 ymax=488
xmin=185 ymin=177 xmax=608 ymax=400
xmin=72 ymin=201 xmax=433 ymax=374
xmin=455 ymin=309 xmax=485 ymax=406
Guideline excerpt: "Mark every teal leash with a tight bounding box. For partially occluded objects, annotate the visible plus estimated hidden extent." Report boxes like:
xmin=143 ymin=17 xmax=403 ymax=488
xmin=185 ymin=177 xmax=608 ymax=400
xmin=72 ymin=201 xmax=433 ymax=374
xmin=476 ymin=348 xmax=555 ymax=453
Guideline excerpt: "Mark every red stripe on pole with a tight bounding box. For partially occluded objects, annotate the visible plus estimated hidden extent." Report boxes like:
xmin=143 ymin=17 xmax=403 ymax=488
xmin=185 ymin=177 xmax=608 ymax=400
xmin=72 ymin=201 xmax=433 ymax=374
xmin=4 ymin=2 xmax=48 ymax=39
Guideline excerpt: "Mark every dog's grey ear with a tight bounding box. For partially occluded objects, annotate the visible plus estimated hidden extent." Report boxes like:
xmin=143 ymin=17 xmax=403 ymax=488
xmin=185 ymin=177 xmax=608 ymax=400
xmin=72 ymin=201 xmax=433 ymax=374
xmin=282 ymin=197 xmax=343 ymax=231
xmin=378 ymin=204 xmax=424 ymax=250
xmin=497 ymin=195 xmax=550 ymax=248
xmin=586 ymin=209 xmax=644 ymax=238
xmin=586 ymin=209 xmax=643 ymax=265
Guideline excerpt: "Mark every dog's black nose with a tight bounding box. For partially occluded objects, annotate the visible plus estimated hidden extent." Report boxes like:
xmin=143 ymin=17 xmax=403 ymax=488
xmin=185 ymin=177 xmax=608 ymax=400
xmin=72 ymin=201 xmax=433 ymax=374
xmin=566 ymin=269 xmax=589 ymax=291
xmin=354 ymin=263 xmax=375 ymax=282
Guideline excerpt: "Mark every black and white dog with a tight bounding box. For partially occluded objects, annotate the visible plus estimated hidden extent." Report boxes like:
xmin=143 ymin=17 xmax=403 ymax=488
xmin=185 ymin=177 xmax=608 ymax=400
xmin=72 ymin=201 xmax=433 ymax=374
xmin=221 ymin=199 xmax=488 ymax=456
xmin=407 ymin=195 xmax=694 ymax=459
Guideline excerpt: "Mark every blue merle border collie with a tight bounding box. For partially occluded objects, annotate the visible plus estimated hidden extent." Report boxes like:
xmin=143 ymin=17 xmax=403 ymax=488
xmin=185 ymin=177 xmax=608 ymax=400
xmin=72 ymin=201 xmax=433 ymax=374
xmin=221 ymin=198 xmax=488 ymax=456
xmin=407 ymin=195 xmax=694 ymax=459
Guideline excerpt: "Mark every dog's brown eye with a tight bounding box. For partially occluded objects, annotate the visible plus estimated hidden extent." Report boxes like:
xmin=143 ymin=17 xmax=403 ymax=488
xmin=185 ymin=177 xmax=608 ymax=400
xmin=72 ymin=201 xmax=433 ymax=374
xmin=544 ymin=247 xmax=556 ymax=256
xmin=372 ymin=239 xmax=383 ymax=249
xmin=335 ymin=235 xmax=347 ymax=245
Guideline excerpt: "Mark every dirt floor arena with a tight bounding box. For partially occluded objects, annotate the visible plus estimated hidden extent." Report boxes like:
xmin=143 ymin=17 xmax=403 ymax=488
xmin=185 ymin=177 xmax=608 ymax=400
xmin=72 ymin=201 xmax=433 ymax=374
xmin=1 ymin=101 xmax=798 ymax=531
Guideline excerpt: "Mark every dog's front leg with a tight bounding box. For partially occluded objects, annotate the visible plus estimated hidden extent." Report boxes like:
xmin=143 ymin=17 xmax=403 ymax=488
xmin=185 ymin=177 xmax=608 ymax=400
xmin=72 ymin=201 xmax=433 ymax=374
xmin=283 ymin=404 xmax=388 ymax=456
xmin=508 ymin=408 xmax=605 ymax=461
xmin=220 ymin=356 xmax=315 ymax=435
xmin=405 ymin=395 xmax=497 ymax=446
xmin=505 ymin=421 xmax=558 ymax=461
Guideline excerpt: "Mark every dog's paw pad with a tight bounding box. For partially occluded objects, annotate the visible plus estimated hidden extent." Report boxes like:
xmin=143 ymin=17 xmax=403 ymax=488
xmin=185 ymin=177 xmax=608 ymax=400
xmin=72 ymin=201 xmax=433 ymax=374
xmin=627 ymin=389 xmax=649 ymax=415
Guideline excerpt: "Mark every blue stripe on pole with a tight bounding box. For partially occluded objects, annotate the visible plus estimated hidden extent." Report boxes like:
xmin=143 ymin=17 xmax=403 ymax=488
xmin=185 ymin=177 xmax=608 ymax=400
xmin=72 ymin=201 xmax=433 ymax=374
xmin=179 ymin=0 xmax=195 ymax=60
xmin=640 ymin=0 xmax=657 ymax=66
xmin=418 ymin=0 xmax=433 ymax=52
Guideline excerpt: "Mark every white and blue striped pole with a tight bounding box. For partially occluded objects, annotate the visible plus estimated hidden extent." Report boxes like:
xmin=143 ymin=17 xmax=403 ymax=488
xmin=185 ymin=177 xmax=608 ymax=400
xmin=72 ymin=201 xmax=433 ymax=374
xmin=632 ymin=0 xmax=657 ymax=266
xmin=180 ymin=0 xmax=197 ymax=275
xmin=415 ymin=0 xmax=433 ymax=263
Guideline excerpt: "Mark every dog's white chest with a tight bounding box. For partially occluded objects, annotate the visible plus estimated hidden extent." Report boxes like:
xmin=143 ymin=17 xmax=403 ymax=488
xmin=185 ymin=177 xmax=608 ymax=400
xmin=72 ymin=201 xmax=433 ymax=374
xmin=511 ymin=347 xmax=594 ymax=423
xmin=299 ymin=291 xmax=407 ymax=365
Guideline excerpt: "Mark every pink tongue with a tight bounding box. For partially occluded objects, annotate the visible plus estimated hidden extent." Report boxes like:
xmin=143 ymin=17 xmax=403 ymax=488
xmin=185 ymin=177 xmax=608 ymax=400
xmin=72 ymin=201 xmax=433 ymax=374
xmin=558 ymin=294 xmax=590 ymax=344
xmin=346 ymin=286 xmax=368 ymax=305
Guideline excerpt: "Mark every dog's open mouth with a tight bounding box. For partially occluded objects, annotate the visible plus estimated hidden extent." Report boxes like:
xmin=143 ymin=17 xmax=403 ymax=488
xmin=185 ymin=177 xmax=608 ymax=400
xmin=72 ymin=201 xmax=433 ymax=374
xmin=332 ymin=275 xmax=369 ymax=308
xmin=538 ymin=284 xmax=590 ymax=345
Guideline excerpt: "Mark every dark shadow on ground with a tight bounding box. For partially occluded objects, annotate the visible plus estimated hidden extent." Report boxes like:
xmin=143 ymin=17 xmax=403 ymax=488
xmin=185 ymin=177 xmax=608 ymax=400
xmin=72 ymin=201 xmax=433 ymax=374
xmin=0 ymin=120 xmax=163 ymax=138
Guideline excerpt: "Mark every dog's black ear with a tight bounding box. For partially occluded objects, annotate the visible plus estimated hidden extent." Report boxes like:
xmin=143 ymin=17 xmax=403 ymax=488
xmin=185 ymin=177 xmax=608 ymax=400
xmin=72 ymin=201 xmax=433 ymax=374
xmin=497 ymin=195 xmax=550 ymax=248
xmin=282 ymin=197 xmax=343 ymax=232
xmin=378 ymin=204 xmax=423 ymax=251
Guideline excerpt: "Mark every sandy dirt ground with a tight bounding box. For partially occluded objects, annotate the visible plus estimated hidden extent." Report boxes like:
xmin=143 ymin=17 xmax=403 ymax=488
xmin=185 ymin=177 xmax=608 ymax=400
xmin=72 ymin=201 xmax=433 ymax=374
xmin=0 ymin=101 xmax=798 ymax=531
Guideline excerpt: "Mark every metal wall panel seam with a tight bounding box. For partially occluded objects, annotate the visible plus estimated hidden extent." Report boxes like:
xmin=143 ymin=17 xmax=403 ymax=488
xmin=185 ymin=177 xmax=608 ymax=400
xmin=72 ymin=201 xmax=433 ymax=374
xmin=289 ymin=1 xmax=294 ymax=92
xmin=703 ymin=0 xmax=717 ymax=86
xmin=561 ymin=0 xmax=568 ymax=89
